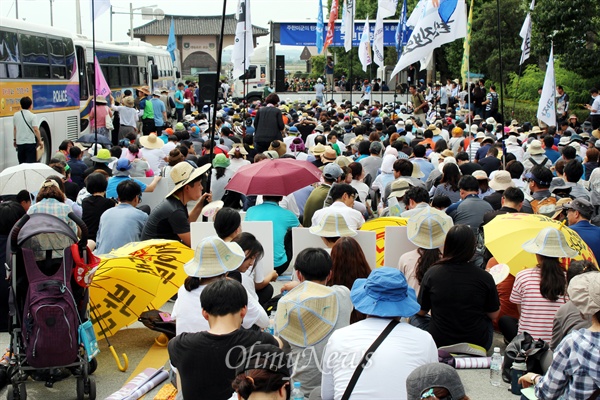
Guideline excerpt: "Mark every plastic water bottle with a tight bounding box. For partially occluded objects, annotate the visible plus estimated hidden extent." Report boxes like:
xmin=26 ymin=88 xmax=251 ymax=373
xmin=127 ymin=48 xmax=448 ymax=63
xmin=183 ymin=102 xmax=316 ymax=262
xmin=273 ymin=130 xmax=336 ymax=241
xmin=511 ymin=356 xmax=527 ymax=394
xmin=265 ymin=311 xmax=275 ymax=335
xmin=490 ymin=347 xmax=502 ymax=387
xmin=291 ymin=381 xmax=304 ymax=400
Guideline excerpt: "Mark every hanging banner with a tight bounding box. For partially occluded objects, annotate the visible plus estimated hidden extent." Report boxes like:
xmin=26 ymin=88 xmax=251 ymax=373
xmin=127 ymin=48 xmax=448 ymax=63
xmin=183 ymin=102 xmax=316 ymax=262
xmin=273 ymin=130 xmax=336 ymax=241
xmin=279 ymin=21 xmax=399 ymax=47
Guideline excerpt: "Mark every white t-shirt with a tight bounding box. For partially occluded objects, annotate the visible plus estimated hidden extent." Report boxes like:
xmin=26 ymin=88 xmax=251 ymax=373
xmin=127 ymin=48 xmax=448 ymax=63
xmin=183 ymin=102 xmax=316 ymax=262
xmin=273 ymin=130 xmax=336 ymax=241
xmin=171 ymin=283 xmax=269 ymax=335
xmin=13 ymin=109 xmax=39 ymax=144
xmin=321 ymin=318 xmax=438 ymax=400
xmin=229 ymin=158 xmax=251 ymax=173
xmin=141 ymin=147 xmax=166 ymax=175
xmin=311 ymin=201 xmax=364 ymax=230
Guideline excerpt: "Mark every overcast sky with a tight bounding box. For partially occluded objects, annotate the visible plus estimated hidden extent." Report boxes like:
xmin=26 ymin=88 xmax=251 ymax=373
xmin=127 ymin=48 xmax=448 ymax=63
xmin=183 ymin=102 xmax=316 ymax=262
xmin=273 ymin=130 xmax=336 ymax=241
xmin=0 ymin=0 xmax=319 ymax=47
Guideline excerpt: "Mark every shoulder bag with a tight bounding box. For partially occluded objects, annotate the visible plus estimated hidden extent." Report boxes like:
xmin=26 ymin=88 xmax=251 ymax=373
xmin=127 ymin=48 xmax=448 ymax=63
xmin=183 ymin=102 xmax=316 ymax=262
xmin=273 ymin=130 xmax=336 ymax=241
xmin=340 ymin=320 xmax=399 ymax=400
xmin=20 ymin=111 xmax=44 ymax=160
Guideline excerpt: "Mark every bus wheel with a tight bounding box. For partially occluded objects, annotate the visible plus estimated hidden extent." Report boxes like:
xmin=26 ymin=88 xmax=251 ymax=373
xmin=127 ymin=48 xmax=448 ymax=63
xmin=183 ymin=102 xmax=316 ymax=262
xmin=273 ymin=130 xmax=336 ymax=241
xmin=37 ymin=125 xmax=51 ymax=164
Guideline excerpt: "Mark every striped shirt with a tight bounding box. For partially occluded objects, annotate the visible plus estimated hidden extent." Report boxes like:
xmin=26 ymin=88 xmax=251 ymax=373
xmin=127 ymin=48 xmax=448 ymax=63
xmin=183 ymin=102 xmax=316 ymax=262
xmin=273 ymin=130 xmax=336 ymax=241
xmin=510 ymin=267 xmax=567 ymax=342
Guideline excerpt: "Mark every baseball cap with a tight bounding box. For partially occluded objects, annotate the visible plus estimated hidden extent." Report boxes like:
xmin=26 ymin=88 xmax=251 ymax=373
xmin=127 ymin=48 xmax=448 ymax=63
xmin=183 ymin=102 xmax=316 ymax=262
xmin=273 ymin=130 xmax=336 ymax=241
xmin=563 ymin=198 xmax=595 ymax=219
xmin=322 ymin=163 xmax=343 ymax=180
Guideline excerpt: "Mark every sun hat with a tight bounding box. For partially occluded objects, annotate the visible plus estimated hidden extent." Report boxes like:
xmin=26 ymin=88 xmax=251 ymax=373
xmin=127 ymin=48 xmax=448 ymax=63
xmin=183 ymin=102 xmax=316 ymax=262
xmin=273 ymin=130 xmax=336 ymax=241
xmin=139 ymin=133 xmax=164 ymax=150
xmin=489 ymin=171 xmax=515 ymax=191
xmin=469 ymin=124 xmax=479 ymax=134
xmin=388 ymin=178 xmax=412 ymax=199
xmin=475 ymin=132 xmax=486 ymax=140
xmin=322 ymin=163 xmax=343 ymax=181
xmin=562 ymin=198 xmax=595 ymax=219
xmin=314 ymin=125 xmax=325 ymax=133
xmin=122 ymin=96 xmax=135 ymax=108
xmin=568 ymin=114 xmax=577 ymax=120
xmin=427 ymin=124 xmax=441 ymax=136
xmin=568 ymin=272 xmax=600 ymax=317
xmin=212 ymin=153 xmax=231 ymax=169
xmin=531 ymin=126 xmax=543 ymax=134
xmin=406 ymin=363 xmax=466 ymax=400
xmin=351 ymin=267 xmax=420 ymax=318
xmin=289 ymin=137 xmax=306 ymax=153
xmin=288 ymin=126 xmax=300 ymax=135
xmin=153 ymin=89 xmax=161 ymax=97
xmin=489 ymin=263 xmax=510 ymax=285
xmin=551 ymin=197 xmax=574 ymax=219
xmin=183 ymin=236 xmax=245 ymax=278
xmin=407 ymin=207 xmax=453 ymax=249
xmin=228 ymin=143 xmax=248 ymax=156
xmin=481 ymin=136 xmax=495 ymax=144
xmin=234 ymin=344 xmax=291 ymax=378
xmin=310 ymin=143 xmax=327 ymax=156
xmin=485 ymin=117 xmax=496 ymax=126
xmin=527 ymin=139 xmax=544 ymax=155
xmin=275 ymin=281 xmax=340 ymax=347
xmin=263 ymin=150 xmax=279 ymax=159
xmin=505 ymin=136 xmax=519 ymax=146
xmin=138 ymin=86 xmax=150 ymax=95
xmin=473 ymin=115 xmax=482 ymax=122
xmin=472 ymin=170 xmax=489 ymax=180
xmin=510 ymin=119 xmax=519 ymax=127
xmin=95 ymin=95 xmax=107 ymax=104
xmin=438 ymin=156 xmax=457 ymax=173
xmin=91 ymin=148 xmax=116 ymax=163
xmin=557 ymin=136 xmax=570 ymax=146
xmin=309 ymin=212 xmax=357 ymax=237
xmin=175 ymin=122 xmax=186 ymax=131
xmin=335 ymin=156 xmax=352 ymax=168
xmin=269 ymin=140 xmax=287 ymax=157
xmin=166 ymin=161 xmax=211 ymax=198
xmin=522 ymin=227 xmax=578 ymax=258
xmin=411 ymin=162 xmax=425 ymax=179
xmin=568 ymin=134 xmax=582 ymax=144
xmin=184 ymin=115 xmax=194 ymax=122
xmin=321 ymin=147 xmax=338 ymax=164
xmin=40 ymin=179 xmax=59 ymax=190
xmin=439 ymin=149 xmax=455 ymax=159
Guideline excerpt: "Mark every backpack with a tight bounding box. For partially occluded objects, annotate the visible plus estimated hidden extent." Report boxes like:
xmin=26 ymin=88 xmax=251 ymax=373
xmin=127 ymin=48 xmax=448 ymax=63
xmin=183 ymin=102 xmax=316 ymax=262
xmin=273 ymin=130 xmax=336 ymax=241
xmin=502 ymin=332 xmax=549 ymax=383
xmin=530 ymin=195 xmax=558 ymax=216
xmin=168 ymin=96 xmax=176 ymax=109
xmin=528 ymin=157 xmax=548 ymax=167
xmin=490 ymin=92 xmax=498 ymax=111
xmin=21 ymin=247 xmax=80 ymax=368
xmin=419 ymin=93 xmax=430 ymax=113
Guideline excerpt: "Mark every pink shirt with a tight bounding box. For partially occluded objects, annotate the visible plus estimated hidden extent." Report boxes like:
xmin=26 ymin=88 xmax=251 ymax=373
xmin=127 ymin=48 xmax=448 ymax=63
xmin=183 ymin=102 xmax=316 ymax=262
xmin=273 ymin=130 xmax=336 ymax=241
xmin=90 ymin=105 xmax=111 ymax=128
xmin=510 ymin=267 xmax=567 ymax=341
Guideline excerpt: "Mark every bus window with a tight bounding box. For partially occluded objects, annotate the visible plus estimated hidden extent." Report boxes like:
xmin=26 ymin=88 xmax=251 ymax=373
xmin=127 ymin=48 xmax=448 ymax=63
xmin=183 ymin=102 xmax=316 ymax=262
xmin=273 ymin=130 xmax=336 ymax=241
xmin=49 ymin=38 xmax=66 ymax=79
xmin=239 ymin=65 xmax=256 ymax=80
xmin=119 ymin=54 xmax=129 ymax=64
xmin=0 ymin=30 xmax=20 ymax=78
xmin=23 ymin=64 xmax=50 ymax=79
xmin=64 ymin=38 xmax=75 ymax=78
xmin=20 ymin=34 xmax=48 ymax=64
xmin=130 ymin=67 xmax=139 ymax=85
xmin=76 ymin=45 xmax=89 ymax=99
xmin=120 ymin=66 xmax=130 ymax=86
xmin=108 ymin=65 xmax=119 ymax=87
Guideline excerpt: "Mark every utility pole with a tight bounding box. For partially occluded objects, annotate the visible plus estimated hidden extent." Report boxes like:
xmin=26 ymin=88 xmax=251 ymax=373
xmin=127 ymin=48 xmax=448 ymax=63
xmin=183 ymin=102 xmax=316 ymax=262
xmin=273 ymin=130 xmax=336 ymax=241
xmin=15 ymin=0 xmax=19 ymax=19
xmin=50 ymin=0 xmax=54 ymax=26
xmin=75 ymin=0 xmax=82 ymax=34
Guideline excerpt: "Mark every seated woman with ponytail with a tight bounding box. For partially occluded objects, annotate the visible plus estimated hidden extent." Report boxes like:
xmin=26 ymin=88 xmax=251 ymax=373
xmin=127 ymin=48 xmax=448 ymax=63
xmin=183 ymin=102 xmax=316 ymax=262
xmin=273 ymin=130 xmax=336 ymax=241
xmin=232 ymin=344 xmax=291 ymax=400
xmin=499 ymin=227 xmax=578 ymax=343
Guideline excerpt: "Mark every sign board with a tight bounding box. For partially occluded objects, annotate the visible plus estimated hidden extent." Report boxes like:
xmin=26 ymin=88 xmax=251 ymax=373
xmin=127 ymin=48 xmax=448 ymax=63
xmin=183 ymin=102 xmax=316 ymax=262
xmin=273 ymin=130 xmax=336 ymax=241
xmin=279 ymin=21 xmax=399 ymax=47
xmin=383 ymin=226 xmax=418 ymax=268
xmin=190 ymin=221 xmax=274 ymax=273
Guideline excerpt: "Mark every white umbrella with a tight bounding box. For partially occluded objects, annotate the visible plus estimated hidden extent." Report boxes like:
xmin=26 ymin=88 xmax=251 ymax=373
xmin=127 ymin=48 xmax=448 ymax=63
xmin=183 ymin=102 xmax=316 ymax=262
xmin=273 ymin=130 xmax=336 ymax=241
xmin=0 ymin=163 xmax=59 ymax=195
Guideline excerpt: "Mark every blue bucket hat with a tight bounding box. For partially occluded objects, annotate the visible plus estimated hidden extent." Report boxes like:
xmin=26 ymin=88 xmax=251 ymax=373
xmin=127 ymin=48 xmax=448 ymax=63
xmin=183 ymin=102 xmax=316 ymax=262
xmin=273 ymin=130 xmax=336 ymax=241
xmin=351 ymin=267 xmax=420 ymax=318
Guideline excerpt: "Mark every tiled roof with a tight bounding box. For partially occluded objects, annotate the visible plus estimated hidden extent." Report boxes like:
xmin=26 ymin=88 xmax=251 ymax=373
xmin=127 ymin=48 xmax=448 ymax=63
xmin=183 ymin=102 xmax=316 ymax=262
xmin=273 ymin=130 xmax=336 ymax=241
xmin=133 ymin=14 xmax=269 ymax=37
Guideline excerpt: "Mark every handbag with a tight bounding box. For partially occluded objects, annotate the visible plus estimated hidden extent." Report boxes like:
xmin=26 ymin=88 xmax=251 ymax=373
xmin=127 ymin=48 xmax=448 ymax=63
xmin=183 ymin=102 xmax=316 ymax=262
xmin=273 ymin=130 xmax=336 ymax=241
xmin=20 ymin=111 xmax=44 ymax=160
xmin=340 ymin=320 xmax=399 ymax=400
xmin=105 ymin=112 xmax=114 ymax=130
xmin=502 ymin=332 xmax=549 ymax=383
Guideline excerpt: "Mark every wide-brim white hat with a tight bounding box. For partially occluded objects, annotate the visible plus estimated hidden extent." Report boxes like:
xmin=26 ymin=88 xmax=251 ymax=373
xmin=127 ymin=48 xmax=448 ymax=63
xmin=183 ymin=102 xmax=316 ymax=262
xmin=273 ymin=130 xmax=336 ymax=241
xmin=139 ymin=133 xmax=164 ymax=150
xmin=522 ymin=227 xmax=578 ymax=258
xmin=309 ymin=213 xmax=357 ymax=237
xmin=183 ymin=236 xmax=245 ymax=278
xmin=407 ymin=207 xmax=453 ymax=249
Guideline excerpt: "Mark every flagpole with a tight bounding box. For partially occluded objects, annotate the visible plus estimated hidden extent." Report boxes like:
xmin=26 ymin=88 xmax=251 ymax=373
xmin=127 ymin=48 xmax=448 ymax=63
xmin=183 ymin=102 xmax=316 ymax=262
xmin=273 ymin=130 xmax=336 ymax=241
xmin=466 ymin=0 xmax=471 ymax=126
xmin=92 ymin=0 xmax=98 ymax=155
xmin=207 ymin=0 xmax=228 ymax=192
xmin=495 ymin=0 xmax=505 ymax=124
xmin=243 ymin=4 xmax=248 ymax=113
xmin=349 ymin=51 xmax=353 ymax=104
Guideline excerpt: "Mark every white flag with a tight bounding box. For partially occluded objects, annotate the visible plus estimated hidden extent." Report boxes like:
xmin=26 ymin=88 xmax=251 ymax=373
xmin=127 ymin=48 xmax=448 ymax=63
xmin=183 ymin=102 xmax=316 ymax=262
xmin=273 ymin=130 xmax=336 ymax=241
xmin=232 ymin=0 xmax=255 ymax=80
xmin=373 ymin=9 xmax=385 ymax=67
xmin=91 ymin=0 xmax=111 ymax=21
xmin=342 ymin=0 xmax=355 ymax=52
xmin=537 ymin=46 xmax=556 ymax=127
xmin=391 ymin=0 xmax=467 ymax=78
xmin=358 ymin=18 xmax=372 ymax=72
xmin=379 ymin=0 xmax=398 ymax=18
xmin=519 ymin=0 xmax=534 ymax=65
xmin=406 ymin=0 xmax=427 ymax=28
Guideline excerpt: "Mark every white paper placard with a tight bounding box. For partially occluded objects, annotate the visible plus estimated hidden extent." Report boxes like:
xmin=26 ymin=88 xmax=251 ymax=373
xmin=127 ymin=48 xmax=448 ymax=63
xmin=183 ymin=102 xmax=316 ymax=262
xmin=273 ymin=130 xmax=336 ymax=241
xmin=290 ymin=227 xmax=377 ymax=271
xmin=383 ymin=226 xmax=418 ymax=268
xmin=190 ymin=221 xmax=274 ymax=273
xmin=135 ymin=177 xmax=169 ymax=211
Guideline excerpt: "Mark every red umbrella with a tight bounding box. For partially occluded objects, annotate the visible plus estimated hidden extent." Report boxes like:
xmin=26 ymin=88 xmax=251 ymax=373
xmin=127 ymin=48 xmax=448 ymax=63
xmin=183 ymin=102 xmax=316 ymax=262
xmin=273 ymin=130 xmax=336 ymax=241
xmin=225 ymin=158 xmax=322 ymax=196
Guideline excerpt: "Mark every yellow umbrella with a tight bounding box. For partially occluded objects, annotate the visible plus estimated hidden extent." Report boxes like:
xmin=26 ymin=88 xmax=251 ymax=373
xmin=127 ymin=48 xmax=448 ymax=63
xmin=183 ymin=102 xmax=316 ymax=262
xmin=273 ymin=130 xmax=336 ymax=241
xmin=89 ymin=256 xmax=162 ymax=371
xmin=483 ymin=213 xmax=598 ymax=275
xmin=360 ymin=217 xmax=408 ymax=267
xmin=109 ymin=239 xmax=193 ymax=309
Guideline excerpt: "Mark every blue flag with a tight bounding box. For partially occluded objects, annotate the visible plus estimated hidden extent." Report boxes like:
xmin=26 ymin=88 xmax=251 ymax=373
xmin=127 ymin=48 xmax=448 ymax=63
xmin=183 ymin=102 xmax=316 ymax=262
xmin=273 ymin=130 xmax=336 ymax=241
xmin=167 ymin=18 xmax=176 ymax=62
xmin=316 ymin=0 xmax=324 ymax=54
xmin=395 ymin=0 xmax=412 ymax=60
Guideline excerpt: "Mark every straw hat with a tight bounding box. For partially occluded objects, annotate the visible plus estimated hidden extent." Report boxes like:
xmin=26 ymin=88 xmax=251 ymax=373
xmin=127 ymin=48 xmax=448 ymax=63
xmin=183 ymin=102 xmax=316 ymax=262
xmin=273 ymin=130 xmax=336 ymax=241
xmin=335 ymin=156 xmax=352 ymax=168
xmin=166 ymin=161 xmax=211 ymax=198
xmin=275 ymin=281 xmax=340 ymax=347
xmin=228 ymin=143 xmax=248 ymax=156
xmin=521 ymin=227 xmax=578 ymax=258
xmin=321 ymin=147 xmax=337 ymax=164
xmin=407 ymin=207 xmax=453 ymax=249
xmin=567 ymin=272 xmax=600 ymax=317
xmin=139 ymin=133 xmax=164 ymax=150
xmin=531 ymin=126 xmax=543 ymax=134
xmin=527 ymin=140 xmax=544 ymax=155
xmin=489 ymin=171 xmax=515 ymax=191
xmin=475 ymin=132 xmax=486 ymax=140
xmin=551 ymin=197 xmax=574 ymax=219
xmin=310 ymin=143 xmax=327 ymax=156
xmin=183 ymin=236 xmax=245 ymax=278
xmin=95 ymin=95 xmax=107 ymax=104
xmin=309 ymin=213 xmax=357 ymax=237
xmin=269 ymin=140 xmax=287 ymax=158
xmin=139 ymin=86 xmax=151 ymax=96
xmin=122 ymin=96 xmax=135 ymax=108
xmin=91 ymin=148 xmax=116 ymax=163
xmin=388 ymin=178 xmax=412 ymax=199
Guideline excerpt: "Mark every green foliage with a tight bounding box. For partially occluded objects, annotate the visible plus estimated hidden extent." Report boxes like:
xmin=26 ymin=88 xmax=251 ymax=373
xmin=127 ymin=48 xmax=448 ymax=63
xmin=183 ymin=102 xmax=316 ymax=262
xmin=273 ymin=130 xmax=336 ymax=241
xmin=310 ymin=55 xmax=326 ymax=79
xmin=506 ymin=62 xmax=597 ymax=105
xmin=508 ymin=98 xmax=588 ymax=124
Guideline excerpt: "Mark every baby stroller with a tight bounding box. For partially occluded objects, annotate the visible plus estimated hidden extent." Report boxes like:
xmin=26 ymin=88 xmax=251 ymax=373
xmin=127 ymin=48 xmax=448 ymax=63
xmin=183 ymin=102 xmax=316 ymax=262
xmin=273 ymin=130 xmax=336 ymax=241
xmin=5 ymin=213 xmax=97 ymax=400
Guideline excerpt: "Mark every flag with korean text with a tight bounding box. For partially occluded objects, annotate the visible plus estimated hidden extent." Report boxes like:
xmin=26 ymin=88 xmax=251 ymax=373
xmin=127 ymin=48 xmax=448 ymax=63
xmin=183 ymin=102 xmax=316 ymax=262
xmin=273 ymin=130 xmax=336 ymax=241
xmin=341 ymin=0 xmax=355 ymax=52
xmin=232 ymin=0 xmax=254 ymax=79
xmin=537 ymin=45 xmax=556 ymax=127
xmin=323 ymin=0 xmax=339 ymax=54
xmin=317 ymin=0 xmax=325 ymax=53
xmin=519 ymin=0 xmax=535 ymax=65
xmin=358 ymin=18 xmax=372 ymax=71
xmin=94 ymin=56 xmax=111 ymax=97
xmin=391 ymin=0 xmax=467 ymax=78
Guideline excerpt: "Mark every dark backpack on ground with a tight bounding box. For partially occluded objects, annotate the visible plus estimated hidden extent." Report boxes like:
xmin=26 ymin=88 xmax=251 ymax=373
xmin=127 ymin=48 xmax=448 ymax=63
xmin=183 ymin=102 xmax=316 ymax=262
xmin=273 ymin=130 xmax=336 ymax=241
xmin=502 ymin=332 xmax=549 ymax=383
xmin=21 ymin=248 xmax=79 ymax=368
